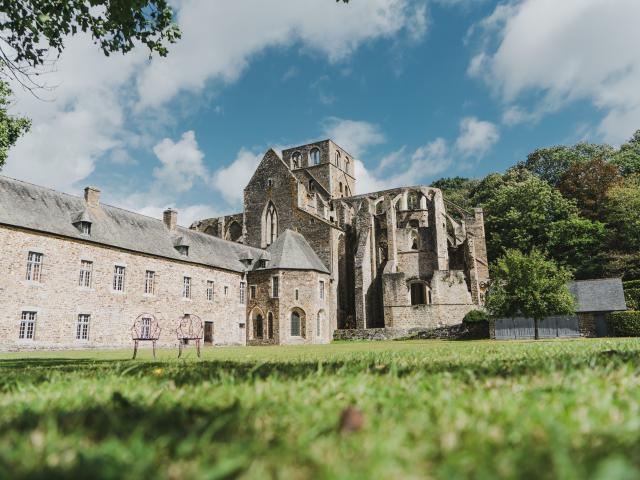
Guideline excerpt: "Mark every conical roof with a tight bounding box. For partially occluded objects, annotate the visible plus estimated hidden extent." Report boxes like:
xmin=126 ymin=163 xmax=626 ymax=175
xmin=264 ymin=229 xmax=329 ymax=273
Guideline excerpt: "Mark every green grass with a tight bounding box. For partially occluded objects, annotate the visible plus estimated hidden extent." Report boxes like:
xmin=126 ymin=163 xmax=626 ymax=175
xmin=2 ymin=339 xmax=640 ymax=479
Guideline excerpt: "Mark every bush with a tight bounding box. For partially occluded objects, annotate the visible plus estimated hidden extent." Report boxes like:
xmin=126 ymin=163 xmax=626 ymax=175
xmin=624 ymin=288 xmax=640 ymax=311
xmin=463 ymin=310 xmax=489 ymax=323
xmin=607 ymin=311 xmax=640 ymax=337
xmin=623 ymin=280 xmax=640 ymax=290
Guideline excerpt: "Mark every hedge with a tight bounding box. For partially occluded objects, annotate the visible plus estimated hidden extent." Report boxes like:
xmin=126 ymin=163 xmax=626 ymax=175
xmin=463 ymin=310 xmax=488 ymax=323
xmin=625 ymin=288 xmax=640 ymax=311
xmin=607 ymin=311 xmax=640 ymax=337
xmin=623 ymin=280 xmax=640 ymax=290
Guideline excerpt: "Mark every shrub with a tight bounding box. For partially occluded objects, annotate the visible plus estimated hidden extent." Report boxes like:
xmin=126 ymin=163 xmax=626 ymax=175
xmin=463 ymin=310 xmax=489 ymax=323
xmin=607 ymin=311 xmax=640 ymax=337
xmin=623 ymin=280 xmax=640 ymax=290
xmin=624 ymin=288 xmax=640 ymax=311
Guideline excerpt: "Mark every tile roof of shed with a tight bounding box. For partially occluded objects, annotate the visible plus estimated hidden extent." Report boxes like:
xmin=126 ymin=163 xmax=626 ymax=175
xmin=0 ymin=175 xmax=264 ymax=273
xmin=569 ymin=278 xmax=627 ymax=312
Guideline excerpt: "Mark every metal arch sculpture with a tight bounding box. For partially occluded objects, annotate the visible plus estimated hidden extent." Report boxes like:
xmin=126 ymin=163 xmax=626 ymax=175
xmin=131 ymin=313 xmax=161 ymax=359
xmin=176 ymin=313 xmax=204 ymax=358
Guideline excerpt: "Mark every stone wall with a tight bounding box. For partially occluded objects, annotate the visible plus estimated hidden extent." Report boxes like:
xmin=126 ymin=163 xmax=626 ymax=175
xmin=0 ymin=226 xmax=247 ymax=351
xmin=333 ymin=321 xmax=489 ymax=341
xmin=383 ymin=303 xmax=478 ymax=329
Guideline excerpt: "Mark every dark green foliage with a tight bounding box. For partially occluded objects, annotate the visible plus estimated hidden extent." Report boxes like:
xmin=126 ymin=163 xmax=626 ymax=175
xmin=486 ymin=249 xmax=574 ymax=339
xmin=430 ymin=176 xmax=480 ymax=212
xmin=0 ymin=0 xmax=181 ymax=69
xmin=624 ymin=280 xmax=640 ymax=289
xmin=462 ymin=309 xmax=488 ymax=323
xmin=0 ymin=81 xmax=29 ymax=170
xmin=612 ymin=130 xmax=640 ymax=177
xmin=547 ymin=218 xmax=606 ymax=278
xmin=624 ymin=289 xmax=640 ymax=311
xmin=607 ymin=311 xmax=640 ymax=336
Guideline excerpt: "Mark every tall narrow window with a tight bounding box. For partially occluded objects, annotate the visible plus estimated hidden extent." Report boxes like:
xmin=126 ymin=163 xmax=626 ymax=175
xmin=79 ymin=260 xmax=93 ymax=288
xmin=319 ymin=280 xmax=325 ymax=301
xmin=295 ymin=289 xmax=299 ymax=301
xmin=19 ymin=311 xmax=36 ymax=340
xmin=79 ymin=221 xmax=91 ymax=235
xmin=207 ymin=280 xmax=214 ymax=301
xmin=255 ymin=314 xmax=263 ymax=339
xmin=183 ymin=276 xmax=191 ymax=298
xmin=317 ymin=313 xmax=321 ymax=336
xmin=292 ymin=151 xmax=301 ymax=169
xmin=239 ymin=282 xmax=246 ymax=304
xmin=310 ymin=148 xmax=320 ymax=165
xmin=76 ymin=314 xmax=90 ymax=340
xmin=268 ymin=312 xmax=274 ymax=339
xmin=250 ymin=285 xmax=257 ymax=299
xmin=335 ymin=151 xmax=341 ymax=168
xmin=141 ymin=316 xmax=152 ymax=339
xmin=144 ymin=270 xmax=155 ymax=294
xmin=26 ymin=252 xmax=43 ymax=282
xmin=265 ymin=202 xmax=278 ymax=246
xmin=410 ymin=283 xmax=426 ymax=305
xmin=345 ymin=157 xmax=350 ymax=173
xmin=291 ymin=311 xmax=301 ymax=337
xmin=271 ymin=276 xmax=279 ymax=298
xmin=113 ymin=266 xmax=125 ymax=292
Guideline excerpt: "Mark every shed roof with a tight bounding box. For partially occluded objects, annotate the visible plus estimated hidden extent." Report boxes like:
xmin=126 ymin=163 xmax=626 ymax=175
xmin=569 ymin=278 xmax=627 ymax=313
xmin=0 ymin=175 xmax=263 ymax=273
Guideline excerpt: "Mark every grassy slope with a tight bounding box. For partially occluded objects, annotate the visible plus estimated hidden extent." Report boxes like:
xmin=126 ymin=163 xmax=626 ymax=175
xmin=1 ymin=339 xmax=640 ymax=479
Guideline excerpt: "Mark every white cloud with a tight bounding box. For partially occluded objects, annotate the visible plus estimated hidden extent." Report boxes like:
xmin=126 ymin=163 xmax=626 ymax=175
xmin=469 ymin=0 xmax=640 ymax=143
xmin=210 ymin=148 xmax=262 ymax=206
xmin=322 ymin=117 xmax=386 ymax=157
xmin=136 ymin=0 xmax=428 ymax=109
xmin=152 ymin=130 xmax=207 ymax=192
xmin=455 ymin=116 xmax=499 ymax=157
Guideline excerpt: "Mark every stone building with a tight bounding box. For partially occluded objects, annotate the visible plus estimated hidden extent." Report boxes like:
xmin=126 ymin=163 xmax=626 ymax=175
xmin=0 ymin=138 xmax=488 ymax=351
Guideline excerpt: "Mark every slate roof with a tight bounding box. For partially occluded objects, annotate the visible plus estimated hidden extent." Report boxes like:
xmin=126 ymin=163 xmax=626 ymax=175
xmin=261 ymin=229 xmax=329 ymax=273
xmin=0 ymin=175 xmax=264 ymax=273
xmin=569 ymin=278 xmax=627 ymax=312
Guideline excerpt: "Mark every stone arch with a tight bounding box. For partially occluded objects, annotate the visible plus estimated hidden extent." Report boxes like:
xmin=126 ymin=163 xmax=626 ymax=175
xmin=292 ymin=151 xmax=301 ymax=169
xmin=226 ymin=221 xmax=242 ymax=242
xmin=261 ymin=201 xmax=278 ymax=247
xmin=409 ymin=229 xmax=419 ymax=250
xmin=204 ymin=225 xmax=217 ymax=236
xmin=250 ymin=307 xmax=265 ymax=339
xmin=289 ymin=307 xmax=306 ymax=338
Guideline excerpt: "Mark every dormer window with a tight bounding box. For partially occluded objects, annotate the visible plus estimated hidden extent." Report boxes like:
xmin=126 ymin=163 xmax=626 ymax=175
xmin=78 ymin=221 xmax=91 ymax=235
xmin=176 ymin=245 xmax=189 ymax=256
xmin=258 ymin=259 xmax=267 ymax=269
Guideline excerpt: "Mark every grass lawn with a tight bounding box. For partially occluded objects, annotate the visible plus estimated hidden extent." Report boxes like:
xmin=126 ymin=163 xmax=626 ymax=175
xmin=2 ymin=339 xmax=640 ymax=479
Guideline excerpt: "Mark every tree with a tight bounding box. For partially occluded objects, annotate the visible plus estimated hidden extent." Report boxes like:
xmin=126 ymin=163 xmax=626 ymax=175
xmin=547 ymin=218 xmax=606 ymax=279
xmin=482 ymin=174 xmax=579 ymax=260
xmin=519 ymin=143 xmax=615 ymax=186
xmin=485 ymin=249 xmax=574 ymax=340
xmin=612 ymin=130 xmax=640 ymax=177
xmin=601 ymin=175 xmax=640 ymax=253
xmin=0 ymin=1 xmax=181 ymax=88
xmin=557 ymin=157 xmax=621 ymax=220
xmin=430 ymin=176 xmax=480 ymax=212
xmin=0 ymin=80 xmax=30 ymax=170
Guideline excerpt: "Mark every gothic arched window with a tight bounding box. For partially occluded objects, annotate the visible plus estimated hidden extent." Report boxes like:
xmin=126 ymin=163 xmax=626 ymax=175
xmin=292 ymin=151 xmax=301 ymax=169
xmin=335 ymin=151 xmax=341 ymax=168
xmin=265 ymin=203 xmax=278 ymax=246
xmin=310 ymin=148 xmax=320 ymax=165
xmin=291 ymin=311 xmax=301 ymax=336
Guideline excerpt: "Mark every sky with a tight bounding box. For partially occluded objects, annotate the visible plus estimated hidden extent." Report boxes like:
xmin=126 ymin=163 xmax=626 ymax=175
xmin=4 ymin=0 xmax=640 ymax=226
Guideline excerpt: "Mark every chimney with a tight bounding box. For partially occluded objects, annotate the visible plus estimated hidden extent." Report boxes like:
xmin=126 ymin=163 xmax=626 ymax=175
xmin=84 ymin=186 xmax=101 ymax=207
xmin=163 ymin=208 xmax=178 ymax=231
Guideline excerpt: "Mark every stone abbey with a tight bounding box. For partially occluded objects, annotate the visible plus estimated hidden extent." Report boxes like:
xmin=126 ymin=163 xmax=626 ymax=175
xmin=0 ymin=139 xmax=488 ymax=350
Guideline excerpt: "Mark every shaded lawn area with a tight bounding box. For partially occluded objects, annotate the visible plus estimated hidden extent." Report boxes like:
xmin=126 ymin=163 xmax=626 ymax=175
xmin=1 ymin=339 xmax=640 ymax=479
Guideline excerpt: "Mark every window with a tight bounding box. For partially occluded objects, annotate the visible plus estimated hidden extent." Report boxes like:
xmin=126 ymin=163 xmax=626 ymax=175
xmin=26 ymin=251 xmax=43 ymax=282
xmin=141 ymin=316 xmax=152 ymax=339
xmin=345 ymin=157 xmax=350 ymax=173
xmin=339 ymin=182 xmax=343 ymax=193
xmin=267 ymin=178 xmax=273 ymax=187
xmin=309 ymin=180 xmax=315 ymax=193
xmin=292 ymin=151 xmax=301 ymax=169
xmin=250 ymin=285 xmax=257 ymax=299
xmin=268 ymin=312 xmax=274 ymax=339
xmin=317 ymin=313 xmax=321 ymax=337
xmin=258 ymin=259 xmax=267 ymax=269
xmin=207 ymin=281 xmax=214 ymax=301
xmin=310 ymin=148 xmax=320 ymax=165
xmin=79 ymin=260 xmax=93 ymax=288
xmin=410 ymin=282 xmax=427 ymax=305
xmin=240 ymin=282 xmax=246 ymax=304
xmin=19 ymin=311 xmax=36 ymax=340
xmin=291 ymin=311 xmax=301 ymax=336
xmin=410 ymin=232 xmax=419 ymax=250
xmin=265 ymin=202 xmax=278 ymax=246
xmin=335 ymin=151 xmax=341 ymax=168
xmin=79 ymin=221 xmax=91 ymax=235
xmin=113 ymin=266 xmax=125 ymax=292
xmin=144 ymin=270 xmax=155 ymax=294
xmin=319 ymin=280 xmax=325 ymax=301
xmin=183 ymin=276 xmax=191 ymax=298
xmin=271 ymin=276 xmax=279 ymax=298
xmin=295 ymin=289 xmax=299 ymax=301
xmin=224 ymin=286 xmax=229 ymax=295
xmin=76 ymin=314 xmax=90 ymax=340
xmin=176 ymin=245 xmax=189 ymax=256
xmin=255 ymin=314 xmax=263 ymax=339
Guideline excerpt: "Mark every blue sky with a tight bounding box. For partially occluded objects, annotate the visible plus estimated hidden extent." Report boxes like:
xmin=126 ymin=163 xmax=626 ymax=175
xmin=5 ymin=0 xmax=639 ymax=225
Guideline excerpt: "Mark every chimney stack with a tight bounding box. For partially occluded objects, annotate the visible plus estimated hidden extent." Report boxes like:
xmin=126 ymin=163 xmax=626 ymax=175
xmin=163 ymin=208 xmax=178 ymax=231
xmin=84 ymin=186 xmax=101 ymax=207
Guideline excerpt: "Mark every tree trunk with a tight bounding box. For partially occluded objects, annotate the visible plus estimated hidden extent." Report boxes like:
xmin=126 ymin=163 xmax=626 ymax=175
xmin=534 ymin=317 xmax=540 ymax=340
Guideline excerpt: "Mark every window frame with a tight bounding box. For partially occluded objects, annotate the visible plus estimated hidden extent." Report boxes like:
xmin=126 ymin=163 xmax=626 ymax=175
xmin=183 ymin=276 xmax=192 ymax=299
xmin=144 ymin=270 xmax=155 ymax=295
xmin=79 ymin=260 xmax=93 ymax=288
xmin=26 ymin=251 xmax=43 ymax=282
xmin=76 ymin=314 xmax=90 ymax=340
xmin=239 ymin=281 xmax=246 ymax=305
xmin=271 ymin=276 xmax=279 ymax=298
xmin=250 ymin=285 xmax=257 ymax=300
xmin=319 ymin=280 xmax=325 ymax=301
xmin=113 ymin=265 xmax=126 ymax=292
xmin=19 ymin=311 xmax=36 ymax=340
xmin=290 ymin=311 xmax=301 ymax=337
xmin=206 ymin=280 xmax=214 ymax=301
